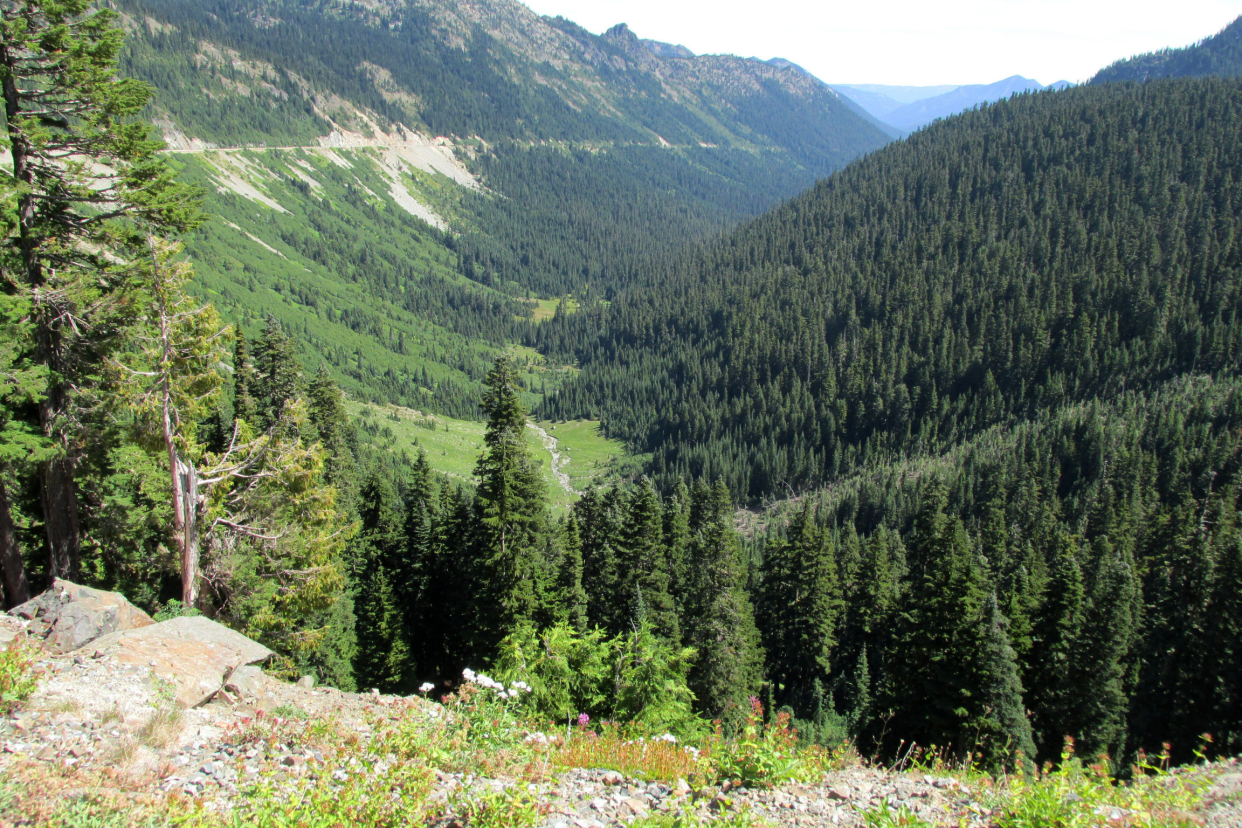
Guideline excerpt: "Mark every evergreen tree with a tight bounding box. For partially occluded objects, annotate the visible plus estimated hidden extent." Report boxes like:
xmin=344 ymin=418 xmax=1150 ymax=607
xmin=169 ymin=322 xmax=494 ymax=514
xmin=622 ymin=478 xmax=679 ymax=641
xmin=845 ymin=648 xmax=872 ymax=739
xmin=0 ymin=0 xmax=201 ymax=579
xmin=978 ymin=592 xmax=1038 ymax=768
xmin=1027 ymin=531 xmax=1086 ymax=761
xmin=886 ymin=485 xmax=1013 ymax=762
xmin=663 ymin=480 xmax=692 ymax=613
xmin=353 ymin=469 xmax=411 ymax=692
xmin=1203 ymin=531 xmax=1242 ymax=755
xmin=307 ymin=364 xmax=357 ymax=505
xmin=558 ymin=514 xmax=589 ymax=633
xmin=232 ymin=329 xmax=258 ymax=426
xmin=758 ymin=502 xmax=842 ymax=717
xmin=474 ymin=356 xmax=549 ymax=647
xmin=253 ymin=316 xmax=303 ymax=430
xmin=1072 ymin=539 xmax=1139 ymax=764
xmin=0 ymin=291 xmax=46 ymax=607
xmin=576 ymin=486 xmax=625 ymax=634
xmin=686 ymin=480 xmax=763 ymax=726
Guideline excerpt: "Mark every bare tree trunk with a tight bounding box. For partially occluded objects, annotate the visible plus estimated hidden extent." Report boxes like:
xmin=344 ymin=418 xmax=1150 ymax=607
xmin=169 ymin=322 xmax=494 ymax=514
xmin=40 ymin=452 xmax=80 ymax=582
xmin=0 ymin=474 xmax=31 ymax=609
xmin=174 ymin=455 xmax=201 ymax=608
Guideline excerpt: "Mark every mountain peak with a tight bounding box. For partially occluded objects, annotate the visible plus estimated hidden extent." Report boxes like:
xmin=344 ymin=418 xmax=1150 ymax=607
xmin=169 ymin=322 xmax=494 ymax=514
xmin=602 ymin=22 xmax=638 ymax=44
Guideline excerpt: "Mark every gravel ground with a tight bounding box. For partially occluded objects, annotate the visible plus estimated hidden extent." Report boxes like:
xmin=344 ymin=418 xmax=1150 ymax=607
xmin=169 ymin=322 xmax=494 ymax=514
xmin=1 ymin=649 xmax=1239 ymax=827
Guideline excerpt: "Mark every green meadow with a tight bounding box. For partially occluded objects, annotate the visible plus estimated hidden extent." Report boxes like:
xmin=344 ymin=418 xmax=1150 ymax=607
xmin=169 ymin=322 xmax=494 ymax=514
xmin=349 ymin=401 xmax=628 ymax=512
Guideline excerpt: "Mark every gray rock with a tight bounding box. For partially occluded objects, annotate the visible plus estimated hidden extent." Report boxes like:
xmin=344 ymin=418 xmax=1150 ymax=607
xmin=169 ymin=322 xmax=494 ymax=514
xmin=10 ymin=579 xmax=154 ymax=653
xmin=224 ymin=664 xmax=274 ymax=699
xmin=296 ymin=675 xmax=315 ymax=689
xmin=76 ymin=616 xmax=273 ymax=709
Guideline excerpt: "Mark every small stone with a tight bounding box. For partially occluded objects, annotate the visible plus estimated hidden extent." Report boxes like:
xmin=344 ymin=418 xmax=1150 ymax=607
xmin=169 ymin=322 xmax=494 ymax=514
xmin=296 ymin=676 xmax=315 ymax=689
xmin=601 ymin=771 xmax=623 ymax=786
xmin=624 ymin=798 xmax=648 ymax=816
xmin=36 ymin=746 xmax=56 ymax=761
xmin=828 ymin=786 xmax=852 ymax=801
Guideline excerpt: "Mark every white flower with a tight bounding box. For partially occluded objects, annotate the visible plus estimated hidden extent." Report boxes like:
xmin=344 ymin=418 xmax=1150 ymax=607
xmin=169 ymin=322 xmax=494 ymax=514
xmin=657 ymin=733 xmax=677 ymax=743
xmin=462 ymin=668 xmax=476 ymax=682
xmin=418 ymin=682 xmax=435 ymax=694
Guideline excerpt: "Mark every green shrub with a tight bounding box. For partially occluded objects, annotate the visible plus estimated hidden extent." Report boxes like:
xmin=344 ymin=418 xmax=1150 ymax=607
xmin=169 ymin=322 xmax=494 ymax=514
xmin=709 ymin=697 xmax=804 ymax=787
xmin=0 ymin=643 xmax=37 ymax=714
xmin=152 ymin=599 xmax=203 ymax=622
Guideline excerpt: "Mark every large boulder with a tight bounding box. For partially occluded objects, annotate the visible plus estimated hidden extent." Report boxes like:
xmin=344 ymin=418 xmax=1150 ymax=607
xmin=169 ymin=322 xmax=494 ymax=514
xmin=80 ymin=616 xmax=273 ymax=708
xmin=10 ymin=579 xmax=154 ymax=653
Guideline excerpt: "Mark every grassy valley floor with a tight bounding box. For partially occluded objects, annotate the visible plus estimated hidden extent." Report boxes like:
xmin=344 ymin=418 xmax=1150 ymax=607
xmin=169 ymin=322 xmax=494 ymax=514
xmin=350 ymin=401 xmax=629 ymax=512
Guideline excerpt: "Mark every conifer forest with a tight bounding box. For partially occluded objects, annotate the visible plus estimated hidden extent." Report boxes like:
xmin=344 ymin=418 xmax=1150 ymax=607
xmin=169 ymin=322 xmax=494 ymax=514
xmin=0 ymin=0 xmax=1240 ymax=788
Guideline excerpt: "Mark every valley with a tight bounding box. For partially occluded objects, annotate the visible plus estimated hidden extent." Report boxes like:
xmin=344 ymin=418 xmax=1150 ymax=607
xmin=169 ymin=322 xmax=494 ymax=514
xmin=0 ymin=0 xmax=1241 ymax=822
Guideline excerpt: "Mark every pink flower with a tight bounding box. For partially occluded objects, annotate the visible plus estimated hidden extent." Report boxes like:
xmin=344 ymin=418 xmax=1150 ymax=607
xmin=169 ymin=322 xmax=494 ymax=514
xmin=577 ymin=712 xmax=590 ymax=727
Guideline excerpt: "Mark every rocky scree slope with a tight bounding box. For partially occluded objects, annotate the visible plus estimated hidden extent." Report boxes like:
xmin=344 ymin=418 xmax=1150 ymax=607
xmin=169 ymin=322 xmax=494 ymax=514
xmin=1 ymin=582 xmax=1240 ymax=826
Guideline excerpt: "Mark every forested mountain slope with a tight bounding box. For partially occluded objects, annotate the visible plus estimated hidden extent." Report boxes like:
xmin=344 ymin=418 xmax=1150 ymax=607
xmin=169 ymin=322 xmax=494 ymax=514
xmin=1092 ymin=14 xmax=1242 ymax=83
xmin=537 ymin=79 xmax=1242 ymax=502
xmin=113 ymin=0 xmax=889 ymax=415
xmin=531 ymin=76 xmax=1242 ymax=763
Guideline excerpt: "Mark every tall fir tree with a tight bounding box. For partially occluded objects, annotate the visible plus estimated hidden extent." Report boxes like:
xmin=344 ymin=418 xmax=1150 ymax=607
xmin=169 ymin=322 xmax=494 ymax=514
xmin=474 ymin=356 xmax=549 ymax=647
xmin=686 ymin=480 xmax=763 ymax=726
xmin=0 ymin=0 xmax=201 ymax=580
xmin=558 ymin=514 xmax=589 ymax=633
xmin=1026 ymin=531 xmax=1086 ymax=761
xmin=758 ymin=502 xmax=842 ymax=717
xmin=253 ymin=316 xmax=303 ymax=430
xmin=622 ymin=478 xmax=679 ymax=641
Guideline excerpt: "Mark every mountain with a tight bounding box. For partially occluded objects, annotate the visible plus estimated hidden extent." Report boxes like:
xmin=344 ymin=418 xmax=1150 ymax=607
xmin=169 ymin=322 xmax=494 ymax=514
xmin=879 ymin=75 xmax=1060 ymax=131
xmin=766 ymin=60 xmax=904 ymax=139
xmin=643 ymin=38 xmax=694 ymax=59
xmin=834 ymin=83 xmax=959 ymax=105
xmin=116 ymin=0 xmax=891 ymax=415
xmin=537 ymin=77 xmax=1242 ymax=503
xmin=534 ymin=75 xmax=1242 ymax=760
xmin=831 ymin=83 xmax=958 ymax=123
xmin=1092 ymin=14 xmax=1242 ymax=83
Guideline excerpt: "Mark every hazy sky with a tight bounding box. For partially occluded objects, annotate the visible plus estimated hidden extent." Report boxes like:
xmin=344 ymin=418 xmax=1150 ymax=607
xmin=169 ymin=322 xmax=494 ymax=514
xmin=517 ymin=0 xmax=1242 ymax=86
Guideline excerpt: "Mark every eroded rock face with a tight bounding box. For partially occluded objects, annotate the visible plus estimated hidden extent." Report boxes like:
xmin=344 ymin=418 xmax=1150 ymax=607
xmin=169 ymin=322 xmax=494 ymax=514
xmin=81 ymin=616 xmax=274 ymax=709
xmin=9 ymin=579 xmax=154 ymax=653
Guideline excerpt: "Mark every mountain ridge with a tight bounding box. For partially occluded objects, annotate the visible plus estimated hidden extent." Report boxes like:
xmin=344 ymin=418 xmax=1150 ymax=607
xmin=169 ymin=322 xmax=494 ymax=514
xmin=1092 ymin=13 xmax=1242 ymax=83
xmin=116 ymin=0 xmax=891 ymax=417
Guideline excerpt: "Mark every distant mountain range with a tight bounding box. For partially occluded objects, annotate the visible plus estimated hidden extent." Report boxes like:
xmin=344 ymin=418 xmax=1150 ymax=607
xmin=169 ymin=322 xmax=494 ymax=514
xmin=1092 ymin=14 xmax=1242 ymax=83
xmin=834 ymin=76 xmax=1071 ymax=133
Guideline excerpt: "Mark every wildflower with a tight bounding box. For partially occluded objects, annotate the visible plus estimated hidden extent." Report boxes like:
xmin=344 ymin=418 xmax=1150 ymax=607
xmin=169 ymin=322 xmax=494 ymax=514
xmin=462 ymin=668 xmax=476 ymax=682
xmin=418 ymin=682 xmax=435 ymax=694
xmin=577 ymin=712 xmax=590 ymax=727
xmin=657 ymin=733 xmax=677 ymax=743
